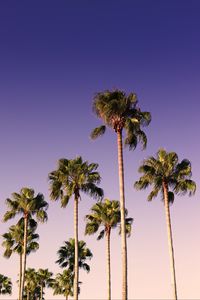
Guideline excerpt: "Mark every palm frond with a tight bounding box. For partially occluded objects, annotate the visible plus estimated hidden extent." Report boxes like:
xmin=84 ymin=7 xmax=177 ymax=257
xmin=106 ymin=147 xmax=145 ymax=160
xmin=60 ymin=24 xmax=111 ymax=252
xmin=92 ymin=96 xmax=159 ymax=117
xmin=90 ymin=126 xmax=106 ymax=139
xmin=97 ymin=229 xmax=105 ymax=240
xmin=147 ymin=188 xmax=160 ymax=201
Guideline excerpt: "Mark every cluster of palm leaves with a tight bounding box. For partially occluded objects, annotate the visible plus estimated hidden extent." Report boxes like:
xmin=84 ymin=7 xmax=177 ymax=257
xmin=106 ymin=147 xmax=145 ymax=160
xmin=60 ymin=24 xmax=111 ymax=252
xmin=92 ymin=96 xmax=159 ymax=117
xmin=1 ymin=89 xmax=196 ymax=300
xmin=23 ymin=268 xmax=53 ymax=300
xmin=0 ymin=274 xmax=12 ymax=295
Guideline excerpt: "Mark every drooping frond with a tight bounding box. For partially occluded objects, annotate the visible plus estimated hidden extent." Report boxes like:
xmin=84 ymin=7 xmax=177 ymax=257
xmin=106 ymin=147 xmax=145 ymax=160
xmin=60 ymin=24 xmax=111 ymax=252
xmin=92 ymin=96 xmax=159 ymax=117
xmin=134 ymin=178 xmax=151 ymax=190
xmin=85 ymin=221 xmax=100 ymax=235
xmin=81 ymin=183 xmax=103 ymax=200
xmin=97 ymin=229 xmax=105 ymax=240
xmin=168 ymin=191 xmax=175 ymax=204
xmin=3 ymin=210 xmax=17 ymax=222
xmin=139 ymin=111 xmax=151 ymax=127
xmin=174 ymin=179 xmax=196 ymax=196
xmin=147 ymin=188 xmax=160 ymax=201
xmin=175 ymin=159 xmax=192 ymax=178
xmin=90 ymin=125 xmax=106 ymax=139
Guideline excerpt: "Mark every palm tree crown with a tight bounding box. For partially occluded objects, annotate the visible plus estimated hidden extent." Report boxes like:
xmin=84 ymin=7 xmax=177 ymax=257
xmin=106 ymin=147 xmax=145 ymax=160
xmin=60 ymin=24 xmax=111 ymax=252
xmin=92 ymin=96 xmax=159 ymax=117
xmin=85 ymin=199 xmax=133 ymax=239
xmin=134 ymin=148 xmax=196 ymax=201
xmin=51 ymin=270 xmax=78 ymax=300
xmin=56 ymin=238 xmax=93 ymax=273
xmin=37 ymin=268 xmax=54 ymax=300
xmin=0 ymin=274 xmax=12 ymax=295
xmin=3 ymin=188 xmax=48 ymax=222
xmin=49 ymin=156 xmax=103 ymax=206
xmin=24 ymin=268 xmax=39 ymax=299
xmin=91 ymin=89 xmax=151 ymax=149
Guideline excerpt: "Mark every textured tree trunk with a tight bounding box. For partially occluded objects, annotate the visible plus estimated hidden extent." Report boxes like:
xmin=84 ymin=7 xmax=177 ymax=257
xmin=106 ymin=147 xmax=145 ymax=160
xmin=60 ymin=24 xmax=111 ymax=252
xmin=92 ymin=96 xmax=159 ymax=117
xmin=117 ymin=131 xmax=127 ymax=300
xmin=66 ymin=295 xmax=68 ymax=300
xmin=20 ymin=213 xmax=28 ymax=300
xmin=163 ymin=182 xmax=178 ymax=300
xmin=106 ymin=228 xmax=111 ymax=300
xmin=74 ymin=196 xmax=79 ymax=300
xmin=18 ymin=253 xmax=22 ymax=300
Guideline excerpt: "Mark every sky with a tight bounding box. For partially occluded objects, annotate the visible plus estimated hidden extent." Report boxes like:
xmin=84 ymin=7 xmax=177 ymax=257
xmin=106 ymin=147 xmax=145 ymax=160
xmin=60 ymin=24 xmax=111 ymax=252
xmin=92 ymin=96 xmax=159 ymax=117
xmin=0 ymin=1 xmax=200 ymax=299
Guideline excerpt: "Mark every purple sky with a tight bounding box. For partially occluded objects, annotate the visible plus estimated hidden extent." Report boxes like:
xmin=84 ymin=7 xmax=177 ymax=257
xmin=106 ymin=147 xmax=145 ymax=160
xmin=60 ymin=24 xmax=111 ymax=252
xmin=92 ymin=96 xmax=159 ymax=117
xmin=0 ymin=1 xmax=200 ymax=299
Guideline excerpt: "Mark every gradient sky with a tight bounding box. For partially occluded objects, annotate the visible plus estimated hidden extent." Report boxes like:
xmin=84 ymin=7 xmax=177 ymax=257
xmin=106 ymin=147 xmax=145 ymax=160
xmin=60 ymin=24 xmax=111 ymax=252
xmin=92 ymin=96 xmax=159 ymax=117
xmin=0 ymin=1 xmax=200 ymax=299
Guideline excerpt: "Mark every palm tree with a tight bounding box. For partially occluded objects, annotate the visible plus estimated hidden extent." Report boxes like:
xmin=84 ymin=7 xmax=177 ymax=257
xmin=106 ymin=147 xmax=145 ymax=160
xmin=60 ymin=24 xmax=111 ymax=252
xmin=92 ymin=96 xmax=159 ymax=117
xmin=85 ymin=199 xmax=133 ymax=300
xmin=134 ymin=148 xmax=196 ymax=300
xmin=2 ymin=218 xmax=39 ymax=300
xmin=37 ymin=268 xmax=54 ymax=300
xmin=51 ymin=270 xmax=75 ymax=300
xmin=56 ymin=238 xmax=93 ymax=274
xmin=49 ymin=156 xmax=103 ymax=300
xmin=0 ymin=274 xmax=12 ymax=295
xmin=91 ymin=89 xmax=151 ymax=300
xmin=24 ymin=268 xmax=38 ymax=300
xmin=3 ymin=187 xmax=48 ymax=300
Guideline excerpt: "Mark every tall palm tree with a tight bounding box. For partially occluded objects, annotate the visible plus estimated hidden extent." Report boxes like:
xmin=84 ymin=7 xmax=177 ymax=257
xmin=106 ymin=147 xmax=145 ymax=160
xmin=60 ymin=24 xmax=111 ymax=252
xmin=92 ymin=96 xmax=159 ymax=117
xmin=49 ymin=156 xmax=103 ymax=300
xmin=91 ymin=89 xmax=151 ymax=300
xmin=0 ymin=274 xmax=12 ymax=295
xmin=3 ymin=187 xmax=48 ymax=300
xmin=37 ymin=268 xmax=54 ymax=300
xmin=51 ymin=270 xmax=75 ymax=300
xmin=2 ymin=218 xmax=39 ymax=300
xmin=85 ymin=199 xmax=133 ymax=300
xmin=134 ymin=148 xmax=196 ymax=300
xmin=56 ymin=238 xmax=93 ymax=274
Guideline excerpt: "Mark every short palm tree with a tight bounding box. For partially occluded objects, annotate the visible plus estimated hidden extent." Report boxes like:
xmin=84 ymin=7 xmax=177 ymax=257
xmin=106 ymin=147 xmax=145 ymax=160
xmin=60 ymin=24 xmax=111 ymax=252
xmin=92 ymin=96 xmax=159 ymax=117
xmin=24 ymin=268 xmax=38 ymax=300
xmin=3 ymin=187 xmax=48 ymax=300
xmin=51 ymin=270 xmax=76 ymax=300
xmin=134 ymin=149 xmax=196 ymax=300
xmin=91 ymin=89 xmax=151 ymax=300
xmin=56 ymin=238 xmax=93 ymax=274
xmin=0 ymin=274 xmax=12 ymax=295
xmin=2 ymin=218 xmax=39 ymax=300
xmin=37 ymin=268 xmax=54 ymax=300
xmin=49 ymin=156 xmax=103 ymax=300
xmin=85 ymin=199 xmax=133 ymax=300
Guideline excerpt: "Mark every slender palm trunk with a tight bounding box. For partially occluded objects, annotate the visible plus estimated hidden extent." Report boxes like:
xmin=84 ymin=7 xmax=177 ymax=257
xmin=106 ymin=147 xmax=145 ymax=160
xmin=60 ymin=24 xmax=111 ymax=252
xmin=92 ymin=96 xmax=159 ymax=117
xmin=20 ymin=213 xmax=28 ymax=300
xmin=18 ymin=253 xmax=22 ymax=300
xmin=163 ymin=182 xmax=178 ymax=300
xmin=117 ymin=130 xmax=127 ymax=300
xmin=74 ymin=195 xmax=79 ymax=300
xmin=40 ymin=285 xmax=43 ymax=300
xmin=106 ymin=228 xmax=111 ymax=300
